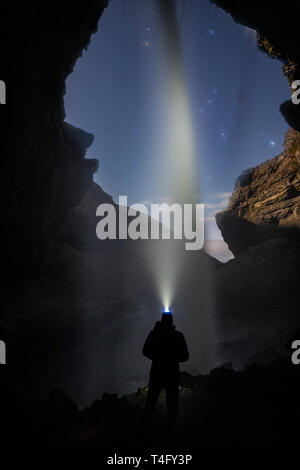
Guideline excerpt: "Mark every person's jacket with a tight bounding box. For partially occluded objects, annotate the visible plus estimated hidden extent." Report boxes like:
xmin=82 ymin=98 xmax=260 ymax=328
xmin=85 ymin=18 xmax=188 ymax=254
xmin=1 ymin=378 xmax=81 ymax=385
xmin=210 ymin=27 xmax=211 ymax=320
xmin=143 ymin=321 xmax=189 ymax=365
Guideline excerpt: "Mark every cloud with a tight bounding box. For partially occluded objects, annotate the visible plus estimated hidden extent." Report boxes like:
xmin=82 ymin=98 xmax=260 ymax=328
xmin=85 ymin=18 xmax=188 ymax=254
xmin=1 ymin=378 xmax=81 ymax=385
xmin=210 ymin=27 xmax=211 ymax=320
xmin=204 ymin=191 xmax=231 ymax=211
xmin=205 ymin=200 xmax=228 ymax=210
xmin=215 ymin=191 xmax=232 ymax=199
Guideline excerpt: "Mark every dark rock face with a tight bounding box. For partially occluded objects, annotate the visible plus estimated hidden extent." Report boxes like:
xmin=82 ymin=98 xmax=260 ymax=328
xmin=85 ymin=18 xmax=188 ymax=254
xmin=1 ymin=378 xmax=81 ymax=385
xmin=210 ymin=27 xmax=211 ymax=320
xmin=216 ymin=128 xmax=300 ymax=255
xmin=1 ymin=1 xmax=108 ymax=280
xmin=210 ymin=0 xmax=300 ymax=130
xmin=67 ymin=180 xmax=115 ymax=250
xmin=214 ymin=239 xmax=300 ymax=368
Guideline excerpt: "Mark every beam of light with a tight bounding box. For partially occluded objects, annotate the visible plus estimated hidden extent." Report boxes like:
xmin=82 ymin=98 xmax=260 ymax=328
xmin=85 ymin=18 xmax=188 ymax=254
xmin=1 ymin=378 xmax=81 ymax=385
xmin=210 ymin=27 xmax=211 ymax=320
xmin=147 ymin=0 xmax=199 ymax=311
xmin=143 ymin=1 xmax=216 ymax=373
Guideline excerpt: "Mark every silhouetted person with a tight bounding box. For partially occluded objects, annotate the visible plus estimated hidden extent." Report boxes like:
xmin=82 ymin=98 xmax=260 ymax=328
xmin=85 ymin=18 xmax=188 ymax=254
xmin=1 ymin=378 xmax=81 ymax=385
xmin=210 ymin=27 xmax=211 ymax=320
xmin=142 ymin=312 xmax=189 ymax=429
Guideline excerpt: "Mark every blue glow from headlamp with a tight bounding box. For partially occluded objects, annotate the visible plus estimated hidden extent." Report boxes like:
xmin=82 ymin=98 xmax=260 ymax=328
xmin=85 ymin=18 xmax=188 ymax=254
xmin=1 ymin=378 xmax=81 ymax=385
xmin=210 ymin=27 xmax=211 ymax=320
xmin=162 ymin=308 xmax=173 ymax=314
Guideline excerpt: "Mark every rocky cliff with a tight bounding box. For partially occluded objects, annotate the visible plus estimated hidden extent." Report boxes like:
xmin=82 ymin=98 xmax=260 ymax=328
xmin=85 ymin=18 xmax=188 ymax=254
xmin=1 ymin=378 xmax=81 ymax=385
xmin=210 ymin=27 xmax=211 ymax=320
xmin=216 ymin=128 xmax=300 ymax=255
xmin=211 ymin=0 xmax=300 ymax=256
xmin=1 ymin=1 xmax=108 ymax=281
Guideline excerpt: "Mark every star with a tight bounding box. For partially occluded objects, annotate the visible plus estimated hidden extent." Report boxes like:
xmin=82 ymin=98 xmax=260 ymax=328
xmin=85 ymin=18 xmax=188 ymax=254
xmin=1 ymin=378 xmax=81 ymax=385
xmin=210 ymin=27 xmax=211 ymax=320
xmin=269 ymin=140 xmax=276 ymax=147
xmin=143 ymin=41 xmax=150 ymax=47
xmin=209 ymin=29 xmax=214 ymax=35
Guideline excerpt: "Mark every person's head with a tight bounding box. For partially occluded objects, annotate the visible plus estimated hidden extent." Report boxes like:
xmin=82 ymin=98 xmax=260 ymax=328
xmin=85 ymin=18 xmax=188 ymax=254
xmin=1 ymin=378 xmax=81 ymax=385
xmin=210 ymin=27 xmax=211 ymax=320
xmin=161 ymin=312 xmax=173 ymax=327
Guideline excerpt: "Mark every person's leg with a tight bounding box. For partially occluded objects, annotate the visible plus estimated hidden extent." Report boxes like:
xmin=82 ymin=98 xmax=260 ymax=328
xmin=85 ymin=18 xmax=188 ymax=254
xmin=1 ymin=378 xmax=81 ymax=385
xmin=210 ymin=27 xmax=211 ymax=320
xmin=142 ymin=380 xmax=161 ymax=428
xmin=165 ymin=381 xmax=179 ymax=428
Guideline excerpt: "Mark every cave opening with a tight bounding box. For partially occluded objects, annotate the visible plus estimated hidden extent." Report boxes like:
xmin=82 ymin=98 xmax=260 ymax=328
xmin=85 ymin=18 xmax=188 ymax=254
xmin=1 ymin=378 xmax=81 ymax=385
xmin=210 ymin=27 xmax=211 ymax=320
xmin=62 ymin=0 xmax=290 ymax=405
xmin=65 ymin=0 xmax=289 ymax=261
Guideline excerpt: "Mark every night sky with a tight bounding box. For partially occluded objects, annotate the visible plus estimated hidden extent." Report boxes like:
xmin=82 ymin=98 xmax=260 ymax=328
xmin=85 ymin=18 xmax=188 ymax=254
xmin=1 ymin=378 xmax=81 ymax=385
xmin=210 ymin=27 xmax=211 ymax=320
xmin=65 ymin=0 xmax=289 ymax=242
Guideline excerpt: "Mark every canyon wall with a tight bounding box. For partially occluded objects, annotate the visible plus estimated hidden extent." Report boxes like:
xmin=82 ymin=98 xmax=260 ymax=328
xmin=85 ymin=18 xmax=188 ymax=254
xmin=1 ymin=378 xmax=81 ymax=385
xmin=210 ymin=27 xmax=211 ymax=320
xmin=216 ymin=128 xmax=300 ymax=255
xmin=211 ymin=0 xmax=300 ymax=367
xmin=1 ymin=1 xmax=108 ymax=281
